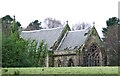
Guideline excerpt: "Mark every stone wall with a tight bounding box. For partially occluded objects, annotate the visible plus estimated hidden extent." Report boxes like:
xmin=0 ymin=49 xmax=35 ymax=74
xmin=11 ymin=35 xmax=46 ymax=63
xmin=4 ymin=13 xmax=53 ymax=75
xmin=51 ymin=26 xmax=106 ymax=67
xmin=54 ymin=54 xmax=79 ymax=67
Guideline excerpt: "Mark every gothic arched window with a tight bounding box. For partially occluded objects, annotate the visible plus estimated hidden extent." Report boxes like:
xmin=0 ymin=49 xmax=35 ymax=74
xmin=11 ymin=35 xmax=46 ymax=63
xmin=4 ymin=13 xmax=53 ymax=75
xmin=83 ymin=43 xmax=102 ymax=66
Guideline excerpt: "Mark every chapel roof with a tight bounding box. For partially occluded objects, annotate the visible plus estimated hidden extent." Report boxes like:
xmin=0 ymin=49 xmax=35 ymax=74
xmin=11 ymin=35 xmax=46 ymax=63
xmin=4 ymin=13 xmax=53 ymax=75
xmin=20 ymin=25 xmax=93 ymax=51
xmin=58 ymin=27 xmax=92 ymax=50
xmin=20 ymin=26 xmax=64 ymax=50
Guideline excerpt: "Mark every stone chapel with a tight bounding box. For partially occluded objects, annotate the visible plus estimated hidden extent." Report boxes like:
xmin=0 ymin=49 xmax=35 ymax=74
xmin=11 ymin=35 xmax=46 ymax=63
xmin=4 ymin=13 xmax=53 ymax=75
xmin=20 ymin=22 xmax=106 ymax=67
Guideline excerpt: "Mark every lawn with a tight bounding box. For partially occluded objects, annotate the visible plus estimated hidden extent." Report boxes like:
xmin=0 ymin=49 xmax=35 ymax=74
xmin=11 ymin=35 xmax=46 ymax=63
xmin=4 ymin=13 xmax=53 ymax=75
xmin=2 ymin=66 xmax=119 ymax=75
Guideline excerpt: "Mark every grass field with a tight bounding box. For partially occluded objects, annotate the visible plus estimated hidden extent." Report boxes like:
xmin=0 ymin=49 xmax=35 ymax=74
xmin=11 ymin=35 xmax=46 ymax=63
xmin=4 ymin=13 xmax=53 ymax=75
xmin=2 ymin=67 xmax=119 ymax=75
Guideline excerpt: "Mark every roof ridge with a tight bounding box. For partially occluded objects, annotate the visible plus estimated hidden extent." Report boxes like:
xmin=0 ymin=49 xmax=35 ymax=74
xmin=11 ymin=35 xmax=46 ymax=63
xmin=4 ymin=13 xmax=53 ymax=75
xmin=22 ymin=26 xmax=64 ymax=33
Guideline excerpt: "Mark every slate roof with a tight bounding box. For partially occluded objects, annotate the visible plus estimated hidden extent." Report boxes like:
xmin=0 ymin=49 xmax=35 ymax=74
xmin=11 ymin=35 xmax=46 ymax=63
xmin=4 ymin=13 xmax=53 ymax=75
xmin=20 ymin=26 xmax=64 ymax=50
xmin=58 ymin=27 xmax=92 ymax=50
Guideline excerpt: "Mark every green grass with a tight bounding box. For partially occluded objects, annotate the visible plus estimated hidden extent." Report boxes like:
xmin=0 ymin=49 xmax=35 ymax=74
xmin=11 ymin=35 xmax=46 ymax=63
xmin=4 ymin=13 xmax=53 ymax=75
xmin=2 ymin=67 xmax=118 ymax=75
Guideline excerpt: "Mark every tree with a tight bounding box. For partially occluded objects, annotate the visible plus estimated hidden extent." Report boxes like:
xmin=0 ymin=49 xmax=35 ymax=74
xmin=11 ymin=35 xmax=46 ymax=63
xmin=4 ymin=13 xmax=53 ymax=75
xmin=1 ymin=15 xmax=13 ymax=24
xmin=1 ymin=15 xmax=13 ymax=37
xmin=1 ymin=15 xmax=21 ymax=37
xmin=36 ymin=41 xmax=48 ymax=67
xmin=2 ymin=16 xmax=48 ymax=67
xmin=25 ymin=20 xmax=42 ymax=31
xmin=2 ymin=37 xmax=30 ymax=67
xmin=16 ymin=21 xmax=21 ymax=27
xmin=2 ymin=16 xmax=30 ymax=67
xmin=106 ymin=17 xmax=119 ymax=27
xmin=0 ymin=19 xmax=2 ymax=66
xmin=102 ymin=28 xmax=107 ymax=37
xmin=72 ymin=22 xmax=91 ymax=30
xmin=44 ymin=17 xmax=63 ymax=28
xmin=102 ymin=17 xmax=120 ymax=66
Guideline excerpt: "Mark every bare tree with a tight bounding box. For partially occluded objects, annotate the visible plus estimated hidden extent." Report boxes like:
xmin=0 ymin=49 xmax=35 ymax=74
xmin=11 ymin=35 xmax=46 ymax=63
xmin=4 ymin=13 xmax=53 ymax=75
xmin=104 ymin=25 xmax=119 ymax=66
xmin=44 ymin=17 xmax=63 ymax=28
xmin=72 ymin=22 xmax=91 ymax=31
xmin=102 ymin=17 xmax=120 ymax=66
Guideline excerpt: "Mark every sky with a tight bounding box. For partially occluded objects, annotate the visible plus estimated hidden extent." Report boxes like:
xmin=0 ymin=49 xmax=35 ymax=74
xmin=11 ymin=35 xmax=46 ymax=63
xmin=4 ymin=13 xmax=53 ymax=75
xmin=0 ymin=0 xmax=119 ymax=37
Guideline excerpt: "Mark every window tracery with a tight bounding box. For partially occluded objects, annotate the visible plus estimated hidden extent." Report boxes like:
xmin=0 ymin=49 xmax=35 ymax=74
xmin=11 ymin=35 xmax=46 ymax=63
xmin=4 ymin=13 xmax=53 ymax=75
xmin=83 ymin=44 xmax=101 ymax=66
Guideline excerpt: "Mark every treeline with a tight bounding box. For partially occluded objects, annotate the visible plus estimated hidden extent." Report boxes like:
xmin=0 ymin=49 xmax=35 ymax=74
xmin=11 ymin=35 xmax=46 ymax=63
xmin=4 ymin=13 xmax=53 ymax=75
xmin=1 ymin=15 xmax=91 ymax=31
xmin=1 ymin=15 xmax=120 ymax=66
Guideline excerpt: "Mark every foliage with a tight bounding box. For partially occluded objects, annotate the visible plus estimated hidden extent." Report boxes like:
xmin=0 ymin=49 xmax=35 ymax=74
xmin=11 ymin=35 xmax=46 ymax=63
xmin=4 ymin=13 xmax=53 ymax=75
xmin=102 ymin=17 xmax=119 ymax=35
xmin=25 ymin=20 xmax=42 ymax=31
xmin=2 ymin=15 xmax=21 ymax=27
xmin=1 ymin=15 xmax=13 ymax=23
xmin=2 ymin=35 xmax=48 ymax=67
xmin=2 ymin=67 xmax=118 ymax=74
xmin=2 ymin=37 xmax=29 ymax=67
xmin=2 ymin=17 xmax=30 ymax=67
xmin=102 ymin=28 xmax=107 ymax=37
xmin=102 ymin=17 xmax=119 ymax=66
xmin=0 ymin=19 xmax=2 ymax=67
xmin=2 ymin=16 xmax=48 ymax=67
xmin=16 ymin=21 xmax=21 ymax=27
xmin=36 ymin=41 xmax=48 ymax=67
xmin=106 ymin=17 xmax=119 ymax=27
xmin=1 ymin=15 xmax=21 ymax=37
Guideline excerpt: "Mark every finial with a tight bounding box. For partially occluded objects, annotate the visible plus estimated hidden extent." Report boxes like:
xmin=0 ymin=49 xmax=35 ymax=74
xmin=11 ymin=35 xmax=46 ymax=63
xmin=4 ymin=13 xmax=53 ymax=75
xmin=93 ymin=22 xmax=95 ymax=26
xmin=13 ymin=15 xmax=15 ymax=21
xmin=66 ymin=21 xmax=68 ymax=25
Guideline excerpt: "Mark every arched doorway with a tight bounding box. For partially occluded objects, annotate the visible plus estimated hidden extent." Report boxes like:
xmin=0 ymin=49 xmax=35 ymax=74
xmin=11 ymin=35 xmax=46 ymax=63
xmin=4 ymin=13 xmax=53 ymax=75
xmin=83 ymin=43 xmax=102 ymax=66
xmin=68 ymin=58 xmax=74 ymax=67
xmin=56 ymin=59 xmax=62 ymax=67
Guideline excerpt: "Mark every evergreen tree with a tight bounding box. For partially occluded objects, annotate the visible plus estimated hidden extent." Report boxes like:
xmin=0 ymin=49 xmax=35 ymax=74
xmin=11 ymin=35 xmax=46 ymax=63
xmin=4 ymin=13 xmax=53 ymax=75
xmin=2 ymin=16 xmax=48 ymax=67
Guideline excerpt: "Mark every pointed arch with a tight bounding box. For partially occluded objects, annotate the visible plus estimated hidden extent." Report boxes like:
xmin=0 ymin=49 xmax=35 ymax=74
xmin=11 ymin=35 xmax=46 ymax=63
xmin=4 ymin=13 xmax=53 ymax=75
xmin=68 ymin=58 xmax=74 ymax=67
xmin=56 ymin=59 xmax=62 ymax=67
xmin=83 ymin=43 xmax=103 ymax=66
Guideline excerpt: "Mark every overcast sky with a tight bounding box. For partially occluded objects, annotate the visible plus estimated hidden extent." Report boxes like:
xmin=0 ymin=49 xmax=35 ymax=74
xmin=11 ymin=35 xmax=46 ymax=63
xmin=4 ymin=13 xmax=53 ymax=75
xmin=0 ymin=0 xmax=119 ymax=37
